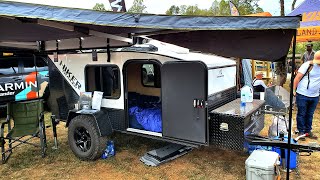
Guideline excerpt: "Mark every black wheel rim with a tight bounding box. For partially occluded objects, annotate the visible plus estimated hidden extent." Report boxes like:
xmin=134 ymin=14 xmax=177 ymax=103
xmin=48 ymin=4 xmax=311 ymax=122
xmin=74 ymin=127 xmax=91 ymax=152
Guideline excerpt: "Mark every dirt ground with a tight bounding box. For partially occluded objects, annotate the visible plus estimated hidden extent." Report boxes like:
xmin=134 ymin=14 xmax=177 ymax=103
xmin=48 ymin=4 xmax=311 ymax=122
xmin=1 ymin=89 xmax=320 ymax=179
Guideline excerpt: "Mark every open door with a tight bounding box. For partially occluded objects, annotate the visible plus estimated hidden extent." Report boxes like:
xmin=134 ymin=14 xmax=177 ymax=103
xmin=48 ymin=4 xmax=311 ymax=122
xmin=161 ymin=61 xmax=208 ymax=145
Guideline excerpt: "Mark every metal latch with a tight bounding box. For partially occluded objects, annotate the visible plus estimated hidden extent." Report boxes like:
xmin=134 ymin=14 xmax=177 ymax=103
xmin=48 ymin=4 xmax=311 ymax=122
xmin=193 ymin=99 xmax=206 ymax=109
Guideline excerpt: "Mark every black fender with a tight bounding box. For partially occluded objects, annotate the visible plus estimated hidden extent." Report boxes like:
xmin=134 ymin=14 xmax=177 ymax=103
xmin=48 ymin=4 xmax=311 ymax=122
xmin=66 ymin=110 xmax=113 ymax=137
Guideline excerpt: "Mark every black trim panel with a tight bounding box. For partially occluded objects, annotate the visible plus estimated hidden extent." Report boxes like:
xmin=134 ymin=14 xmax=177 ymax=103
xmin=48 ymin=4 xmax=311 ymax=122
xmin=47 ymin=58 xmax=79 ymax=120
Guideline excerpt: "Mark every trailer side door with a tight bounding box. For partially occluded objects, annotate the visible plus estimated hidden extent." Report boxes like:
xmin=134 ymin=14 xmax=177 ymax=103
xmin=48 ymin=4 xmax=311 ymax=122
xmin=161 ymin=61 xmax=208 ymax=145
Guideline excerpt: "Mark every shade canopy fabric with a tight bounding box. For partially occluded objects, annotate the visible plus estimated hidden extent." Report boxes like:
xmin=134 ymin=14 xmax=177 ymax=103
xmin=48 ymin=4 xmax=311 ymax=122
xmin=0 ymin=1 xmax=301 ymax=61
xmin=288 ymin=0 xmax=320 ymax=42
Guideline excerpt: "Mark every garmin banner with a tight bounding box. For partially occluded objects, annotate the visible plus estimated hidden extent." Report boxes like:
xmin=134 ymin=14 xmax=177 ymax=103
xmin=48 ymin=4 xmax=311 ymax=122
xmin=108 ymin=0 xmax=126 ymax=12
xmin=0 ymin=71 xmax=49 ymax=103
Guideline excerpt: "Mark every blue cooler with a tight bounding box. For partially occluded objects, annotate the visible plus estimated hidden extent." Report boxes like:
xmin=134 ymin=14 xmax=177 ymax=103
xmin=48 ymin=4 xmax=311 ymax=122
xmin=272 ymin=137 xmax=297 ymax=169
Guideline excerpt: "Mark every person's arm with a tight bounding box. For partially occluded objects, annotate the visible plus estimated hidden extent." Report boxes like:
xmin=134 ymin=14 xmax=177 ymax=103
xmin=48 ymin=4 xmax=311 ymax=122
xmin=293 ymin=61 xmax=310 ymax=96
xmin=255 ymin=80 xmax=268 ymax=89
xmin=293 ymin=72 xmax=304 ymax=96
xmin=261 ymin=81 xmax=268 ymax=89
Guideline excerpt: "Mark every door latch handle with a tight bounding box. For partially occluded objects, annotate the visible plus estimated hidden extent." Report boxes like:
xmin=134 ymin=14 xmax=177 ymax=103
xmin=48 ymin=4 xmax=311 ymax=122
xmin=193 ymin=99 xmax=205 ymax=108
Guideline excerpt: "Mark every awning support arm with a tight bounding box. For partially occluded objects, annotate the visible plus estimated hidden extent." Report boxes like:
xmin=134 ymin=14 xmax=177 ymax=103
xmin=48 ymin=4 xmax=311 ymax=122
xmin=37 ymin=19 xmax=132 ymax=43
xmin=89 ymin=30 xmax=132 ymax=43
xmin=287 ymin=29 xmax=297 ymax=179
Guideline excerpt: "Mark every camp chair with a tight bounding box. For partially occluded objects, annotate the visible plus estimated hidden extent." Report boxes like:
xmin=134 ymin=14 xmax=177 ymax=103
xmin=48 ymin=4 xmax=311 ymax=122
xmin=0 ymin=99 xmax=47 ymax=164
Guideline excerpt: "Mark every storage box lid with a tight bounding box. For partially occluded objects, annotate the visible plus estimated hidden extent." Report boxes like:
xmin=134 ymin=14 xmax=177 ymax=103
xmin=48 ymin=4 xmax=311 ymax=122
xmin=245 ymin=150 xmax=279 ymax=170
xmin=210 ymin=99 xmax=265 ymax=117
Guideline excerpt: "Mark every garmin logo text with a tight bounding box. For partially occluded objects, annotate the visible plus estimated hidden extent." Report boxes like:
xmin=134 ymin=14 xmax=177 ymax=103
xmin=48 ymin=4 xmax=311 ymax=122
xmin=59 ymin=61 xmax=81 ymax=90
xmin=0 ymin=81 xmax=37 ymax=92
xmin=0 ymin=91 xmax=14 ymax=97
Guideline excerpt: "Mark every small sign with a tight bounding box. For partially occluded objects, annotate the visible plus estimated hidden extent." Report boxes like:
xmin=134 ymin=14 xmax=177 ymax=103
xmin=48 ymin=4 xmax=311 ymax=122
xmin=79 ymin=92 xmax=92 ymax=110
xmin=92 ymin=91 xmax=103 ymax=110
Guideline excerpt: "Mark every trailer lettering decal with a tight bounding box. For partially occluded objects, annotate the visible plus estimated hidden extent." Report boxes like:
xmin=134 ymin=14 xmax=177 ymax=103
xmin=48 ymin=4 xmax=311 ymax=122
xmin=59 ymin=61 xmax=81 ymax=90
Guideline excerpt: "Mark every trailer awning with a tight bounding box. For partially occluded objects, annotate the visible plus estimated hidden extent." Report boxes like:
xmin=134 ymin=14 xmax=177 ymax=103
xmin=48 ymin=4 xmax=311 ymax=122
xmin=0 ymin=1 xmax=301 ymax=61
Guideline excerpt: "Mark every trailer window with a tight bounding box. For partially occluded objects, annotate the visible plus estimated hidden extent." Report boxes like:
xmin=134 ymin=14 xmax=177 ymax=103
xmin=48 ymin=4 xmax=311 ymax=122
xmin=23 ymin=57 xmax=48 ymax=73
xmin=141 ymin=63 xmax=161 ymax=88
xmin=85 ymin=65 xmax=121 ymax=99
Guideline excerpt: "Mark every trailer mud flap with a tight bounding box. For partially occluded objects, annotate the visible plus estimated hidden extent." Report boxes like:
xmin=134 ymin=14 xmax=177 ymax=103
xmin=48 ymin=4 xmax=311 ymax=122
xmin=67 ymin=110 xmax=113 ymax=136
xmin=161 ymin=61 xmax=208 ymax=145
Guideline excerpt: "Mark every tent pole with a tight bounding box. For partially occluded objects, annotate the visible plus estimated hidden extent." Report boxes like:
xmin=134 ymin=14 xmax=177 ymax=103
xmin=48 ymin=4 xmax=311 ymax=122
xmin=287 ymin=30 xmax=297 ymax=179
xmin=236 ymin=58 xmax=241 ymax=90
xmin=33 ymin=54 xmax=40 ymax=100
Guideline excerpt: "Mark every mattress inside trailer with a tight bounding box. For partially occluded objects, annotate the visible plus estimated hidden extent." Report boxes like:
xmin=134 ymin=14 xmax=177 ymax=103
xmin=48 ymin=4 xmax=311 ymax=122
xmin=128 ymin=92 xmax=162 ymax=133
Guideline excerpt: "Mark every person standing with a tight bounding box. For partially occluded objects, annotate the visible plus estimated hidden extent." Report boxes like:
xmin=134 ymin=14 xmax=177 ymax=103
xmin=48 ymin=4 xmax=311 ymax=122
xmin=301 ymin=43 xmax=315 ymax=63
xmin=294 ymin=43 xmax=316 ymax=78
xmin=293 ymin=51 xmax=320 ymax=140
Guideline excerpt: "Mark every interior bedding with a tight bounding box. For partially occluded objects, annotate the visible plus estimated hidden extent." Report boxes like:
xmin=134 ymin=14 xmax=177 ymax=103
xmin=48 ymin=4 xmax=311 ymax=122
xmin=128 ymin=92 xmax=162 ymax=133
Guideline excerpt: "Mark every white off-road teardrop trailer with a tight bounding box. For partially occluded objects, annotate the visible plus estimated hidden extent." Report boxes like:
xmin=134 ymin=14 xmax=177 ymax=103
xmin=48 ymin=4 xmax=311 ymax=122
xmin=0 ymin=2 xmax=300 ymax=162
xmin=47 ymin=40 xmax=263 ymax=160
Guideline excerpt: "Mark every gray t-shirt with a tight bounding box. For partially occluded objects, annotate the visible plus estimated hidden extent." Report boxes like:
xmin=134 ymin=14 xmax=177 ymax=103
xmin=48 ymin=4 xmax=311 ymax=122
xmin=297 ymin=61 xmax=320 ymax=97
xmin=302 ymin=51 xmax=315 ymax=62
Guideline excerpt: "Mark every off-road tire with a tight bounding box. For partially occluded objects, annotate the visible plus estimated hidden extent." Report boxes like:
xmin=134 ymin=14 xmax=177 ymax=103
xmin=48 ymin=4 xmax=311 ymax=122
xmin=68 ymin=115 xmax=107 ymax=160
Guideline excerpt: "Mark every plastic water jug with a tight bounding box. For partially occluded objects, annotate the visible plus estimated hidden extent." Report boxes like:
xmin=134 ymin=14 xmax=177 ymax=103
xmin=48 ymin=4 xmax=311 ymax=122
xmin=241 ymin=85 xmax=253 ymax=103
